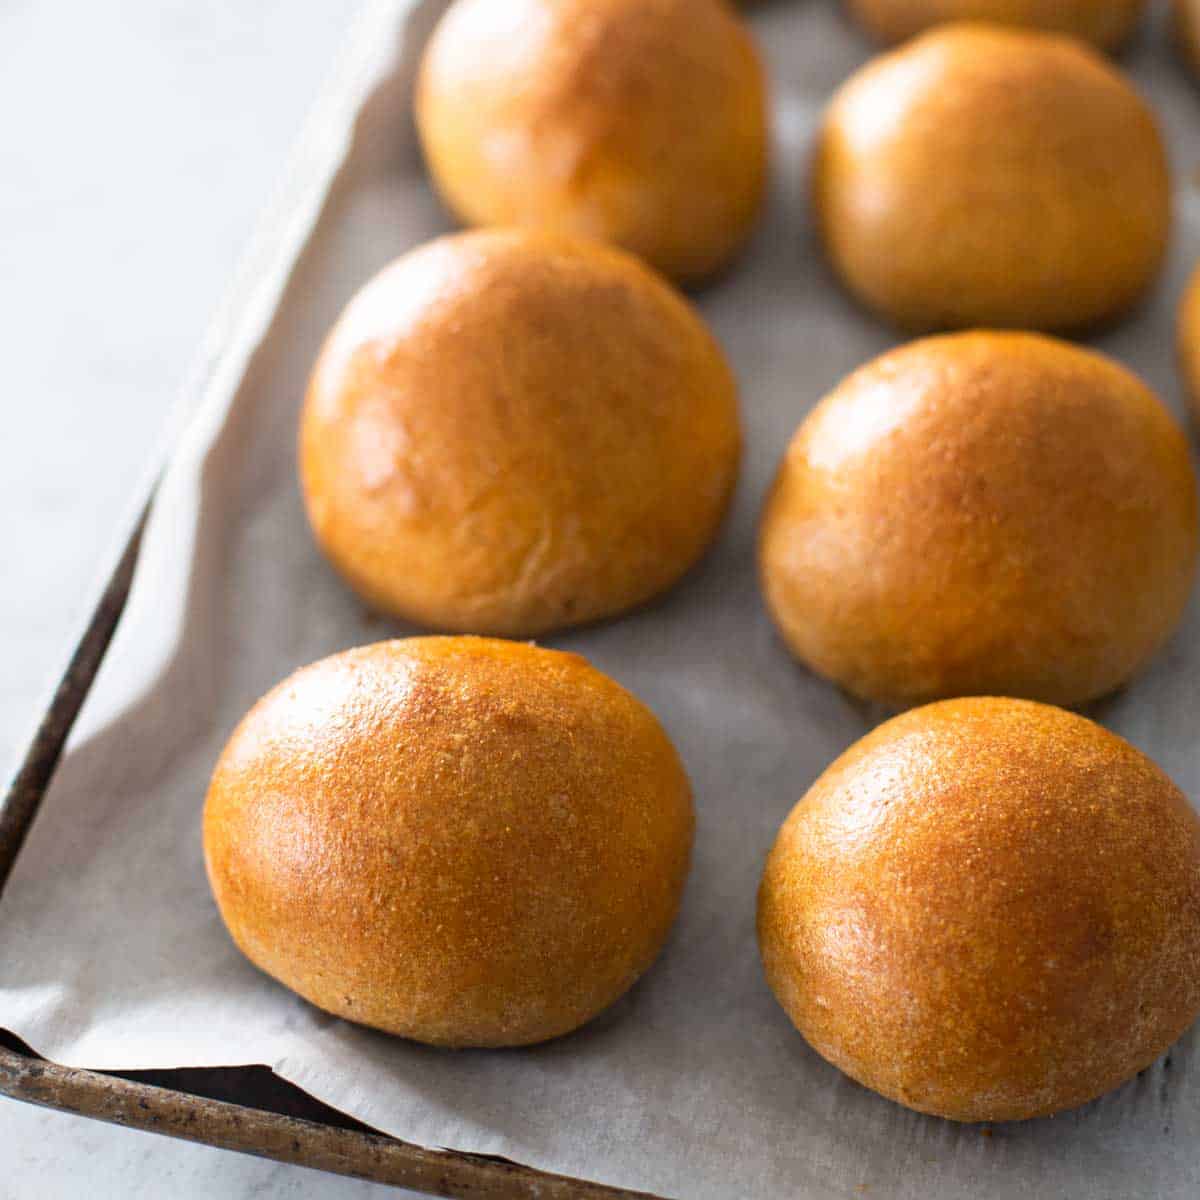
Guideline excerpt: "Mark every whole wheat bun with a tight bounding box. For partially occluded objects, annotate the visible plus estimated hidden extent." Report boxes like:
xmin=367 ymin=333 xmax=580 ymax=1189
xmin=415 ymin=0 xmax=768 ymax=285
xmin=814 ymin=23 xmax=1169 ymax=332
xmin=300 ymin=229 xmax=740 ymax=637
xmin=1177 ymin=261 xmax=1200 ymax=425
xmin=758 ymin=696 xmax=1200 ymax=1122
xmin=759 ymin=332 xmax=1198 ymax=708
xmin=844 ymin=0 xmax=1145 ymax=48
xmin=204 ymin=637 xmax=694 ymax=1048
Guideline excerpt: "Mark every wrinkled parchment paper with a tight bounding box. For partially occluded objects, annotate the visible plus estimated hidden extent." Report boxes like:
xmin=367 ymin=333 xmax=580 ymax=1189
xmin=4 ymin=1 xmax=1200 ymax=1195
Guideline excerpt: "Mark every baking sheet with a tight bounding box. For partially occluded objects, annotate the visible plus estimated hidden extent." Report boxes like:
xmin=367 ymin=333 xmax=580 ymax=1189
xmin=4 ymin=1 xmax=1200 ymax=1196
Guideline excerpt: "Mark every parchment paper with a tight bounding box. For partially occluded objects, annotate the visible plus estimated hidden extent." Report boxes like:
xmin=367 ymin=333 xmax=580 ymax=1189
xmin=4 ymin=1 xmax=1200 ymax=1195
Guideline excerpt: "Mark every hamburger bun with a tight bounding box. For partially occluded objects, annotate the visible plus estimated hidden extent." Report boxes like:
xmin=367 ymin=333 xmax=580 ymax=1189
xmin=759 ymin=332 xmax=1198 ymax=707
xmin=814 ymin=23 xmax=1169 ymax=332
xmin=758 ymin=696 xmax=1200 ymax=1121
xmin=416 ymin=0 xmax=768 ymax=284
xmin=301 ymin=230 xmax=741 ymax=637
xmin=204 ymin=637 xmax=695 ymax=1047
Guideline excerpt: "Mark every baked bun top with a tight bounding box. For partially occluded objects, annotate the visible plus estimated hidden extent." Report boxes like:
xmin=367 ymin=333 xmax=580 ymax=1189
xmin=416 ymin=0 xmax=768 ymax=284
xmin=759 ymin=331 xmax=1197 ymax=707
xmin=204 ymin=636 xmax=695 ymax=1047
xmin=759 ymin=696 xmax=1200 ymax=1121
xmin=301 ymin=229 xmax=741 ymax=637
xmin=815 ymin=23 xmax=1169 ymax=332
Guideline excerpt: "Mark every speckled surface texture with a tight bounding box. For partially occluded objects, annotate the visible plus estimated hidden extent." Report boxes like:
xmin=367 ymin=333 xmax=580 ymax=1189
xmin=3 ymin=1 xmax=1200 ymax=1197
xmin=416 ymin=0 xmax=768 ymax=285
xmin=205 ymin=638 xmax=694 ymax=1047
xmin=760 ymin=333 xmax=1198 ymax=706
xmin=759 ymin=698 xmax=1200 ymax=1121
xmin=814 ymin=23 xmax=1170 ymax=332
xmin=300 ymin=232 xmax=739 ymax=636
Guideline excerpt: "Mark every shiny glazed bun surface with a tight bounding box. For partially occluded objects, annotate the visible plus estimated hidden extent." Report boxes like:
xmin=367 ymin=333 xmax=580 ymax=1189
xmin=815 ymin=24 xmax=1169 ymax=332
xmin=416 ymin=0 xmax=768 ymax=284
xmin=301 ymin=230 xmax=740 ymax=637
xmin=204 ymin=637 xmax=695 ymax=1048
xmin=758 ymin=697 xmax=1200 ymax=1122
xmin=759 ymin=332 xmax=1198 ymax=707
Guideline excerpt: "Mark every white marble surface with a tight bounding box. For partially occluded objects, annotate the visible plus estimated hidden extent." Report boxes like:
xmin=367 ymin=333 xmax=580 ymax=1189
xmin=1 ymin=1 xmax=414 ymax=1194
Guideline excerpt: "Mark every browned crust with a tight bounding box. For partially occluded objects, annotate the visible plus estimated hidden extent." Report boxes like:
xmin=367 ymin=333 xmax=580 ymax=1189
xmin=814 ymin=23 xmax=1169 ymax=332
xmin=300 ymin=229 xmax=741 ymax=638
xmin=758 ymin=696 xmax=1200 ymax=1122
xmin=415 ymin=0 xmax=768 ymax=285
xmin=203 ymin=637 xmax=695 ymax=1049
xmin=759 ymin=331 xmax=1198 ymax=707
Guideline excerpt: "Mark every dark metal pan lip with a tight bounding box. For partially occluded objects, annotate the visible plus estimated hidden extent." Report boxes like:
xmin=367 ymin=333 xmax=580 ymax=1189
xmin=0 ymin=1027 xmax=667 ymax=1198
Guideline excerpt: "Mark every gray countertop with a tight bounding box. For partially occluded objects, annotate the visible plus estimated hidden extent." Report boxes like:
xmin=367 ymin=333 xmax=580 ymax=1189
xmin=2 ymin=2 xmax=410 ymax=1194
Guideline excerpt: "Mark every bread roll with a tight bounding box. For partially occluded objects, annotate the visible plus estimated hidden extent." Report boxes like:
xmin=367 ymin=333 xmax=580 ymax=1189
xmin=814 ymin=23 xmax=1169 ymax=332
xmin=759 ymin=332 xmax=1197 ymax=707
xmin=759 ymin=696 xmax=1200 ymax=1121
xmin=844 ymin=0 xmax=1145 ymax=49
xmin=301 ymin=229 xmax=741 ymax=637
xmin=204 ymin=637 xmax=694 ymax=1048
xmin=415 ymin=0 xmax=768 ymax=285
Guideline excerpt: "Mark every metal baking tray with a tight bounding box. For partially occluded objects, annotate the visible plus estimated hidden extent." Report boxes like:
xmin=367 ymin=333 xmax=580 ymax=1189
xmin=3 ymin=1 xmax=1198 ymax=1196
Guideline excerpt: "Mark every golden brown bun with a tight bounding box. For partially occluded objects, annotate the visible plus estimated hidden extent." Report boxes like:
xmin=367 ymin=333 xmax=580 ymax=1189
xmin=759 ymin=332 xmax=1198 ymax=707
xmin=300 ymin=230 xmax=741 ymax=637
xmin=204 ymin=637 xmax=694 ymax=1048
xmin=1178 ymin=261 xmax=1200 ymax=425
xmin=814 ymin=23 xmax=1170 ymax=332
xmin=1176 ymin=0 xmax=1200 ymax=75
xmin=758 ymin=696 xmax=1200 ymax=1122
xmin=845 ymin=0 xmax=1145 ymax=48
xmin=415 ymin=0 xmax=768 ymax=285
